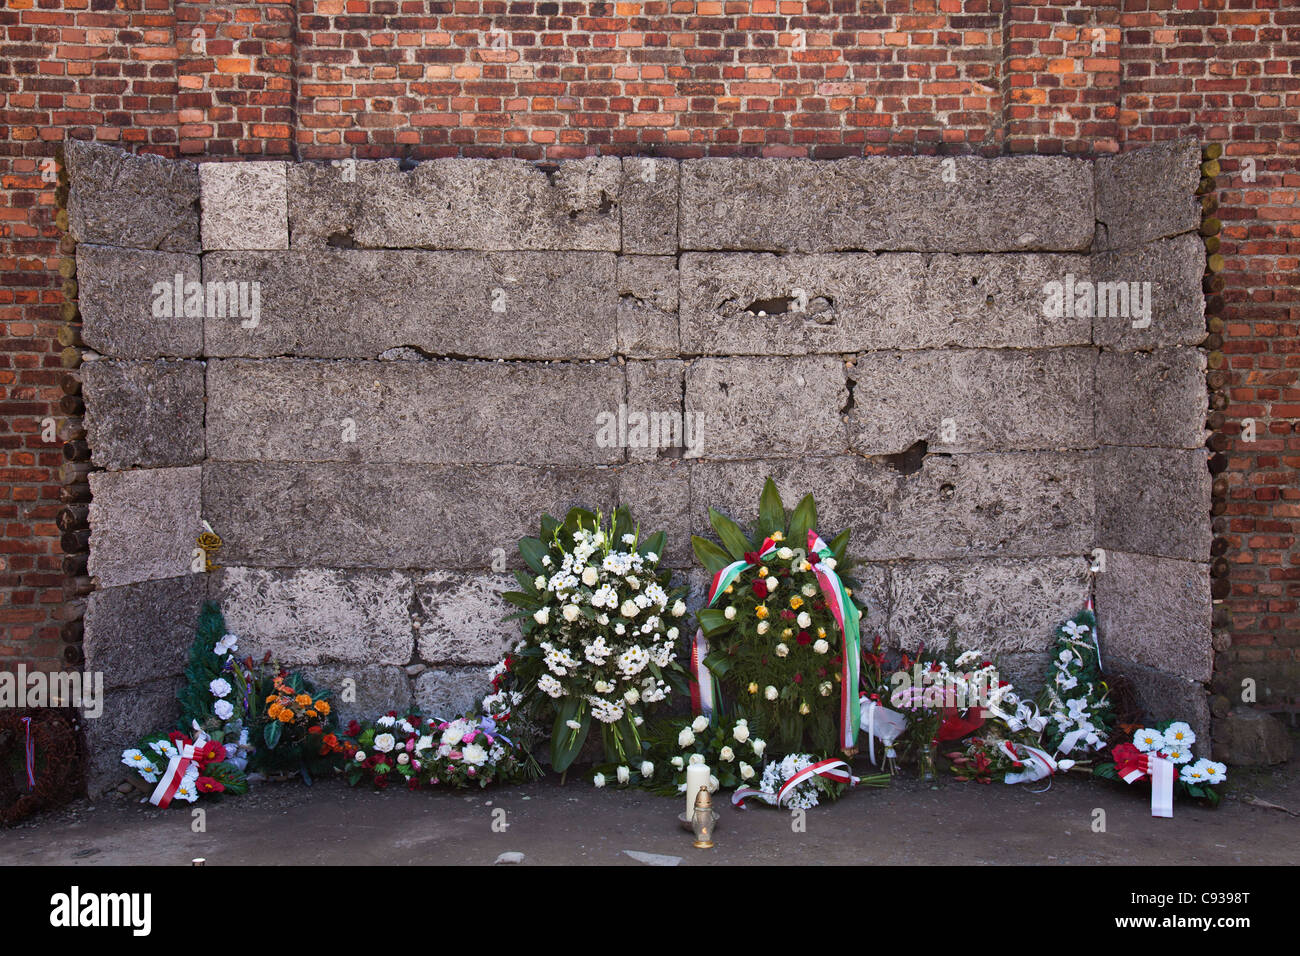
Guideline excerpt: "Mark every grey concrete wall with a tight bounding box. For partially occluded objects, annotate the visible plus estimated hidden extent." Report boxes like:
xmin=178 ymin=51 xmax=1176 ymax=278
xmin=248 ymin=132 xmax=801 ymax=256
xmin=68 ymin=140 xmax=1210 ymax=791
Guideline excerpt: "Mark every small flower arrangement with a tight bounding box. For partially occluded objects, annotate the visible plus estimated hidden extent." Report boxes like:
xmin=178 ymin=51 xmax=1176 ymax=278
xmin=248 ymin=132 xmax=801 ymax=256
xmin=1035 ymin=609 xmax=1114 ymax=755
xmin=754 ymin=753 xmax=849 ymax=810
xmin=1096 ymin=721 xmax=1226 ymax=807
xmin=499 ymin=505 xmax=688 ymax=773
xmin=121 ymin=726 xmax=249 ymax=804
xmin=692 ymin=478 xmax=866 ymax=757
xmin=250 ymin=669 xmax=343 ymax=780
xmin=343 ymin=712 xmax=530 ymax=790
xmin=621 ymin=714 xmax=769 ymax=795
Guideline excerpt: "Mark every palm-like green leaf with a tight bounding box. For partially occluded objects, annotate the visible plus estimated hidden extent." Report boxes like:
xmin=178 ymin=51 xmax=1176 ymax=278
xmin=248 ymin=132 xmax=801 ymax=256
xmin=709 ymin=507 xmax=753 ymax=559
xmin=758 ymin=478 xmax=785 ymax=536
xmin=692 ymin=535 xmax=733 ymax=574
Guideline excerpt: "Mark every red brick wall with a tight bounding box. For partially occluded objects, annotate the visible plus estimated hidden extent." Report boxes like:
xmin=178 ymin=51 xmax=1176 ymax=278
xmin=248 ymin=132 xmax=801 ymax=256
xmin=2 ymin=0 xmax=1296 ymax=709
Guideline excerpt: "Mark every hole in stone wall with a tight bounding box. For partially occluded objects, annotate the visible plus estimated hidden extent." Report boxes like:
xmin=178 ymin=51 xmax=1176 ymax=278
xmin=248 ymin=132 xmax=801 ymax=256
xmin=882 ymin=440 xmax=928 ymax=476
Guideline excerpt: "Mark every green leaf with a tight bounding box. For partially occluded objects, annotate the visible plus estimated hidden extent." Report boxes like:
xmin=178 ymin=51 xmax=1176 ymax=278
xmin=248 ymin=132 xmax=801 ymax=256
xmin=539 ymin=513 xmax=561 ymax=542
xmin=550 ymin=697 xmax=590 ymax=773
xmin=828 ymin=527 xmax=851 ymax=563
xmin=758 ymin=478 xmax=786 ymax=536
xmin=702 ymin=650 xmax=733 ymax=678
xmin=501 ymin=591 xmax=536 ymax=609
xmin=561 ymin=507 xmax=597 ymax=538
xmin=518 ymin=537 xmax=549 ymax=575
xmin=263 ymin=720 xmax=282 ymax=750
xmin=610 ymin=505 xmax=634 ymax=543
xmin=692 ymin=535 xmax=733 ymax=574
xmin=638 ymin=530 xmax=666 ymax=562
xmin=513 ymin=569 xmax=538 ymax=593
xmin=708 ymin=508 xmax=753 ymax=560
xmin=697 ymin=608 xmax=733 ymax=636
xmin=788 ymin=493 xmax=818 ymax=552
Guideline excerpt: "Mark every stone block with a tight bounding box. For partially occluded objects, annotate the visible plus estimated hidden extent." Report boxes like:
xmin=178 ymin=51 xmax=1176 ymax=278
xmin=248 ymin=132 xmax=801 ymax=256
xmin=414 ymin=667 xmax=493 ymax=720
xmin=1092 ymin=233 xmax=1205 ymax=349
xmin=1210 ymin=709 xmax=1292 ymax=766
xmin=624 ymin=360 xmax=690 ymax=461
xmin=1094 ymin=141 xmax=1202 ymax=251
xmin=202 ymin=250 xmax=618 ymax=359
xmin=85 ymin=677 xmax=180 ymax=796
xmin=82 ymin=360 xmax=205 ymax=469
xmin=414 ymin=571 xmax=519 ymax=665
xmin=65 ymin=140 xmax=200 ymax=252
xmin=679 ymin=156 xmax=1093 ymax=252
xmin=888 ymin=557 xmax=1092 ymax=656
xmin=1094 ymin=550 xmax=1212 ymax=682
xmin=617 ymin=255 xmax=679 ymax=357
xmin=84 ymin=575 xmax=208 ymax=690
xmin=679 ymin=252 xmax=1092 ymax=354
xmin=1106 ymin=657 xmax=1210 ymax=747
xmin=88 ymin=466 xmax=203 ymax=588
xmin=847 ymin=348 xmax=1095 ymax=454
xmin=76 ymin=245 xmax=203 ymax=358
xmin=206 ymin=359 xmax=624 ymax=465
xmin=1097 ymin=348 xmax=1207 ymax=448
xmin=307 ymin=664 xmax=413 ymax=725
xmin=620 ymin=157 xmax=679 ymax=254
xmin=287 ymin=157 xmax=622 ymax=250
xmin=615 ymin=460 xmax=693 ymax=568
xmin=685 ymin=356 xmax=849 ymax=458
xmin=203 ymin=463 xmax=621 ymax=569
xmin=211 ymin=567 xmax=417 ymax=666
xmin=1096 ymin=446 xmax=1211 ymax=560
xmin=200 ymin=161 xmax=288 ymax=250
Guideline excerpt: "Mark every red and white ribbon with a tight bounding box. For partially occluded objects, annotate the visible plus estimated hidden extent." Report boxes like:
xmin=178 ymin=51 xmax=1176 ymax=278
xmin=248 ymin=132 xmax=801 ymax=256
xmin=688 ymin=628 xmax=715 ymax=723
xmin=998 ymin=740 xmax=1058 ymax=785
xmin=149 ymin=733 xmax=207 ymax=809
xmin=1148 ymin=755 xmax=1174 ymax=818
xmin=731 ymin=758 xmax=857 ymax=809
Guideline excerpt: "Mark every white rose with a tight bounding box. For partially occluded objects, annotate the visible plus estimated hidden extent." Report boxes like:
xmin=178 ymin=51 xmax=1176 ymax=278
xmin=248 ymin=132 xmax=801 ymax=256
xmin=765 ymin=576 xmax=778 ymax=592
xmin=691 ymin=715 xmax=708 ymax=733
xmin=777 ymin=547 xmax=793 ymax=560
xmin=775 ymin=643 xmax=789 ymax=657
xmin=620 ymin=600 xmax=639 ymax=618
xmin=671 ymin=756 xmax=684 ymax=770
xmin=534 ymin=575 xmax=546 ymax=589
xmin=677 ymin=727 xmax=696 ymax=748
xmin=533 ymin=608 xmax=550 ymax=625
xmin=688 ymin=753 xmax=705 ymax=765
xmin=593 ymin=773 xmax=606 ymax=788
xmin=354 ymin=751 xmax=367 ymax=762
xmin=213 ymin=700 xmax=234 ymax=720
xmin=623 ymin=688 xmax=639 ymax=705
xmin=562 ymin=604 xmax=581 ymax=622
xmin=582 ymin=567 xmax=599 ymax=586
xmin=802 ymin=584 xmax=817 ymax=597
xmin=397 ymin=752 xmax=410 ymax=765
xmin=208 ymin=678 xmax=231 ymax=699
xmin=733 ymin=723 xmax=750 ymax=743
xmin=641 ymin=760 xmax=654 ymax=778
xmin=617 ymin=765 xmax=630 ymax=785
xmin=819 ymin=681 xmax=833 ymax=697
xmin=667 ymin=626 xmax=679 ymax=640
xmin=823 ymin=557 xmax=837 ymax=570
xmin=764 ymin=685 xmax=778 ymax=701
xmin=797 ymin=611 xmax=812 ymax=628
xmin=708 ymin=775 xmax=719 ymax=793
xmin=813 ymin=639 xmax=829 ymax=654
xmin=566 ymin=719 xmax=582 ymax=730
xmin=724 ymin=606 xmax=736 ymax=620
xmin=739 ymin=762 xmax=755 ymax=780
xmin=756 ymin=620 xmax=770 ymax=635
xmin=672 ymin=600 xmax=686 ymax=617
xmin=373 ymin=733 xmax=396 ymax=754
xmin=719 ymin=746 xmax=735 ymax=762
xmin=752 ymin=739 xmax=766 ymax=757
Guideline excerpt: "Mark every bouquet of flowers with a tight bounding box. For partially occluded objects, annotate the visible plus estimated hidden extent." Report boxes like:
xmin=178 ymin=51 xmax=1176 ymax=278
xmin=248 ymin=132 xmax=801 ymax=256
xmin=249 ymin=668 xmax=344 ymax=780
xmin=626 ymin=714 xmax=769 ymax=795
xmin=744 ymin=753 xmax=852 ymax=810
xmin=343 ymin=712 xmax=530 ymax=791
xmin=1095 ymin=721 xmax=1226 ymax=807
xmin=121 ymin=726 xmax=249 ymax=804
xmin=692 ymin=478 xmax=865 ymax=757
xmin=499 ymin=506 xmax=689 ymax=773
xmin=1036 ymin=609 xmax=1113 ymax=756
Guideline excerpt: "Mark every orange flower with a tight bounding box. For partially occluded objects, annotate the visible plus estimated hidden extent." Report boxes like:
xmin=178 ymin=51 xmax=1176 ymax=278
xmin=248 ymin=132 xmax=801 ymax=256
xmin=277 ymin=709 xmax=295 ymax=723
xmin=314 ymin=700 xmax=330 ymax=715
xmin=308 ymin=725 xmax=322 ymax=734
xmin=265 ymin=694 xmax=277 ymax=703
xmin=306 ymin=709 xmax=318 ymax=718
xmin=295 ymin=693 xmax=312 ymax=707
xmin=268 ymin=702 xmax=283 ymax=719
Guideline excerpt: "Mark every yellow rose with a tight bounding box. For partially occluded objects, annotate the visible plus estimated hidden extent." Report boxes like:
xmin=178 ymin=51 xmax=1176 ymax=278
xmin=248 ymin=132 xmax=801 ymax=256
xmin=748 ymin=683 xmax=758 ymax=695
xmin=771 ymin=531 xmax=784 ymax=542
xmin=758 ymin=566 xmax=768 ymax=578
xmin=789 ymin=596 xmax=803 ymax=610
xmin=755 ymin=605 xmax=769 ymax=620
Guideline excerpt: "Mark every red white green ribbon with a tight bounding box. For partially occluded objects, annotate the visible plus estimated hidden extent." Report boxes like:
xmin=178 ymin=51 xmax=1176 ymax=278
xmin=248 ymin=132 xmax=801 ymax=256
xmin=731 ymin=758 xmax=857 ymax=809
xmin=808 ymin=530 xmax=861 ymax=749
xmin=705 ymin=537 xmax=778 ymax=606
xmin=688 ymin=628 xmax=715 ymax=723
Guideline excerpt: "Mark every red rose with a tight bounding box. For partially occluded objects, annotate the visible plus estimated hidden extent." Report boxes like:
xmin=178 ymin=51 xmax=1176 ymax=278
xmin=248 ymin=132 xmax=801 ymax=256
xmin=793 ymin=673 xmax=803 ymax=684
xmin=781 ymin=609 xmax=796 ymax=621
xmin=346 ymin=720 xmax=361 ymax=737
xmin=752 ymin=580 xmax=768 ymax=599
xmin=796 ymin=630 xmax=811 ymax=645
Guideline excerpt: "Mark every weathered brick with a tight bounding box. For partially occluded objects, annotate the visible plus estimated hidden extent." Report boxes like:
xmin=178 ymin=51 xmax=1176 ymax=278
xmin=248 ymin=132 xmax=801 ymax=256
xmin=88 ymin=467 xmax=203 ymax=588
xmin=77 ymin=245 xmax=203 ymax=359
xmin=202 ymin=250 xmax=618 ymax=359
xmin=82 ymin=360 xmax=205 ymax=469
xmin=680 ymin=156 xmax=1094 ymax=252
xmin=414 ymin=571 xmax=517 ymax=665
xmin=1092 ymin=234 xmax=1205 ymax=349
xmin=205 ymin=359 xmax=624 ymax=465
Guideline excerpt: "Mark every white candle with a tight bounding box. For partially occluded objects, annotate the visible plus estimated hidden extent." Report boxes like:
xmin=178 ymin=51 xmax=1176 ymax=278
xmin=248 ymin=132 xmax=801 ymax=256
xmin=685 ymin=762 xmax=711 ymax=819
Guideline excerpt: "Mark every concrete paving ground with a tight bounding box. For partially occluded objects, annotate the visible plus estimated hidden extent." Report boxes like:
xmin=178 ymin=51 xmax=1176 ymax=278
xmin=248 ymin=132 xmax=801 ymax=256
xmin=3 ymin=740 xmax=1297 ymax=866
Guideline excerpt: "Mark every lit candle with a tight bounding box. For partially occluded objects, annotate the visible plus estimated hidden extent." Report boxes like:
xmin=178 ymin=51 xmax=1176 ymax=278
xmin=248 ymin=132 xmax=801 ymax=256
xmin=685 ymin=762 xmax=711 ymax=820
